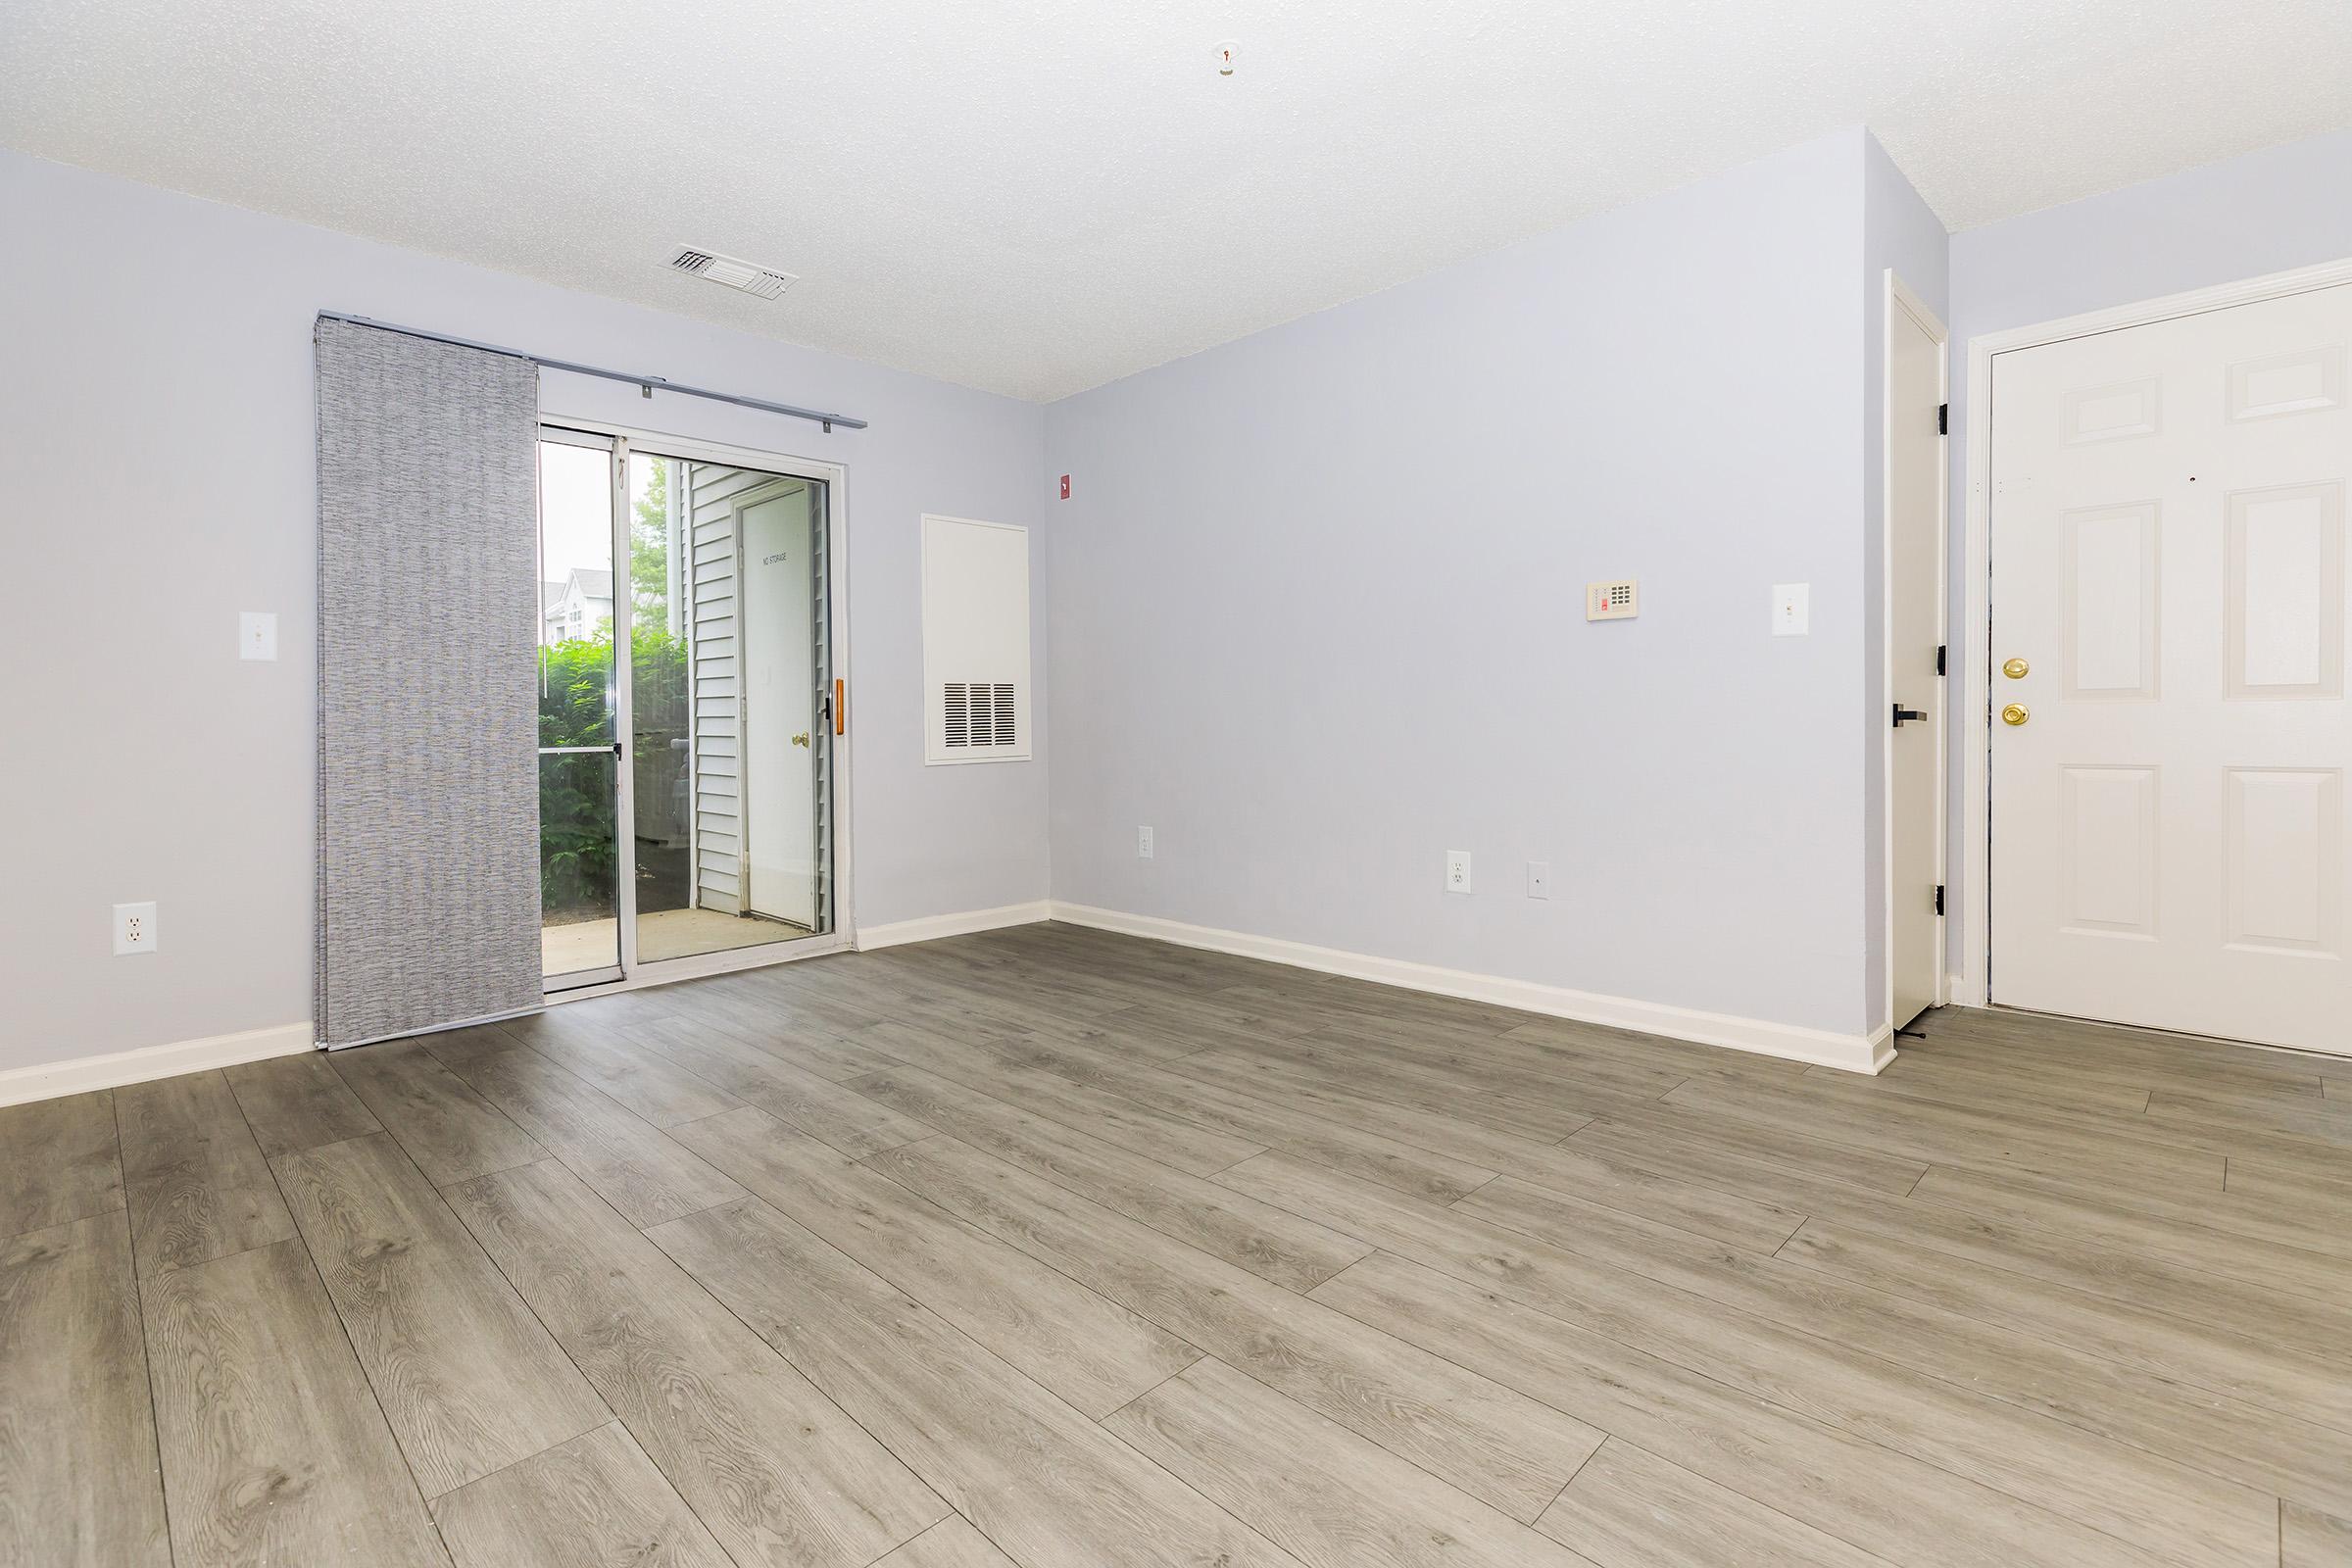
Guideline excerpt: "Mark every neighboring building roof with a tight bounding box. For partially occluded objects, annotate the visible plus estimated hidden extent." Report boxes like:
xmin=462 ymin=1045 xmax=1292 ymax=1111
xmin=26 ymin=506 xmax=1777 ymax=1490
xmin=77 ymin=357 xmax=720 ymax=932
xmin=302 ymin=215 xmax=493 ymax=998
xmin=543 ymin=569 xmax=615 ymax=612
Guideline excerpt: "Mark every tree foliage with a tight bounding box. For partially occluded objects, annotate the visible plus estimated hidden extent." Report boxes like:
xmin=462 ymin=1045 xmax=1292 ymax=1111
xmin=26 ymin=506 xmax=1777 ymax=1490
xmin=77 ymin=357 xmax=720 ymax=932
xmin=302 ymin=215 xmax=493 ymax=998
xmin=631 ymin=457 xmax=673 ymax=634
xmin=537 ymin=625 xmax=687 ymax=917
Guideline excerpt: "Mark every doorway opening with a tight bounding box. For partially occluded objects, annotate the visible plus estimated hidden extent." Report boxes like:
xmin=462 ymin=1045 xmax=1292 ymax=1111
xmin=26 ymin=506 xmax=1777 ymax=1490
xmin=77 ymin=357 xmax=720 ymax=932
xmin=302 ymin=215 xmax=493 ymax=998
xmin=535 ymin=425 xmax=847 ymax=992
xmin=1884 ymin=271 xmax=1950 ymax=1037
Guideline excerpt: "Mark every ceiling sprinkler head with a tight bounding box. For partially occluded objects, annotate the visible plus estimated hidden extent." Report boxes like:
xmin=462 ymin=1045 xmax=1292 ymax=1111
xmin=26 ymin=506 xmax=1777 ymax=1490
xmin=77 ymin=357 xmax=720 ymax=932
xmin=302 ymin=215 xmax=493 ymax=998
xmin=1215 ymin=40 xmax=1238 ymax=76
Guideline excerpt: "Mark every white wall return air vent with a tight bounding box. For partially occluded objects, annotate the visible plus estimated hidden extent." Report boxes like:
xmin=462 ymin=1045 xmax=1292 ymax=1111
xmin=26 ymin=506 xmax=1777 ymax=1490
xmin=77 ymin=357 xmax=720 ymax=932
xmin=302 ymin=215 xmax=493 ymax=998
xmin=942 ymin=681 xmax=1020 ymax=751
xmin=922 ymin=516 xmax=1031 ymax=765
xmin=667 ymin=244 xmax=798 ymax=301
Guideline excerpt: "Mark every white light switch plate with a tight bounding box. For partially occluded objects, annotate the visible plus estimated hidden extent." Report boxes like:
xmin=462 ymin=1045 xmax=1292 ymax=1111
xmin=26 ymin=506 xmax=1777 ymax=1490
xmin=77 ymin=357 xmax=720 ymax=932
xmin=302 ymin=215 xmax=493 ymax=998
xmin=240 ymin=611 xmax=278 ymax=661
xmin=1771 ymin=583 xmax=1809 ymax=637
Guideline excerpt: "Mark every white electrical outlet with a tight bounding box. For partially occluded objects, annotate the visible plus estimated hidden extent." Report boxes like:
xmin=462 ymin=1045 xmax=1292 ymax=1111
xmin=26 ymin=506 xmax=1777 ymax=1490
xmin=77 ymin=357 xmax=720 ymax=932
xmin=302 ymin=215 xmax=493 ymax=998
xmin=114 ymin=902 xmax=158 ymax=956
xmin=1137 ymin=825 xmax=1154 ymax=859
xmin=1526 ymin=860 xmax=1551 ymax=899
xmin=1445 ymin=851 xmax=1472 ymax=894
xmin=239 ymin=611 xmax=278 ymax=662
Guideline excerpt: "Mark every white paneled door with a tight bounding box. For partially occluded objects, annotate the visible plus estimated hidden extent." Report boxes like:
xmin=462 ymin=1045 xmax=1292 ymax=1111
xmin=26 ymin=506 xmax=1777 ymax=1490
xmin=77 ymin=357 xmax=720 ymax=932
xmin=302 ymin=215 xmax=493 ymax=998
xmin=1990 ymin=282 xmax=2350 ymax=1053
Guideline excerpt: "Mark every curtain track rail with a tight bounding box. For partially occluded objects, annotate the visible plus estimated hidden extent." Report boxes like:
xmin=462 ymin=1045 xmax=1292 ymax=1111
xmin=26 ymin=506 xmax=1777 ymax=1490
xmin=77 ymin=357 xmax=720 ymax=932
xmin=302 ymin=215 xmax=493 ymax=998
xmin=318 ymin=312 xmax=867 ymax=432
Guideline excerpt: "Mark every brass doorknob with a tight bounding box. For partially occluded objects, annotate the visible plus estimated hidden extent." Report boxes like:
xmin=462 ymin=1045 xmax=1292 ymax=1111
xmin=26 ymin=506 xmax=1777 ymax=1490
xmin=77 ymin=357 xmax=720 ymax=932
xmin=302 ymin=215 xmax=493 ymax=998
xmin=2002 ymin=658 xmax=2031 ymax=679
xmin=791 ymin=732 xmax=810 ymax=748
xmin=2001 ymin=704 xmax=2031 ymax=726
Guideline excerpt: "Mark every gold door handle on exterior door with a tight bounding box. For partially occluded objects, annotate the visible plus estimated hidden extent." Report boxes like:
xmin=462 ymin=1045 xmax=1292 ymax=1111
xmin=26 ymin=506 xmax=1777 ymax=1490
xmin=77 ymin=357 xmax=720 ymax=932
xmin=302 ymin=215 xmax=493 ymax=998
xmin=2001 ymin=704 xmax=2031 ymax=726
xmin=792 ymin=733 xmax=810 ymax=748
xmin=2002 ymin=658 xmax=2031 ymax=679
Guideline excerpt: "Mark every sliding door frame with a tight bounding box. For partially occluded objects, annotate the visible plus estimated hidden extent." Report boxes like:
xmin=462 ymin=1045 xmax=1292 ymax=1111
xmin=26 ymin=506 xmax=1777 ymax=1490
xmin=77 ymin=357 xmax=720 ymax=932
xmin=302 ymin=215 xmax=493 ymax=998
xmin=541 ymin=417 xmax=855 ymax=1002
xmin=537 ymin=424 xmax=629 ymax=990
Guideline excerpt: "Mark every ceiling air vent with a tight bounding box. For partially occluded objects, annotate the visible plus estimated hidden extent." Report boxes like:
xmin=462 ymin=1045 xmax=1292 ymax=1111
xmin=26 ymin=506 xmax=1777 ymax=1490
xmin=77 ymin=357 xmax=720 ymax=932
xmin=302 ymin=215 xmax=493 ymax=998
xmin=666 ymin=244 xmax=797 ymax=301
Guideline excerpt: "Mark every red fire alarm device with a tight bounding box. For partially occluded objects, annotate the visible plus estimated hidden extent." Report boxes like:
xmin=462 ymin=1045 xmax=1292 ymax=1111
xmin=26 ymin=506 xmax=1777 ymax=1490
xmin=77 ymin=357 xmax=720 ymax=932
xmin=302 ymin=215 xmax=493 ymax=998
xmin=1058 ymin=474 xmax=1071 ymax=500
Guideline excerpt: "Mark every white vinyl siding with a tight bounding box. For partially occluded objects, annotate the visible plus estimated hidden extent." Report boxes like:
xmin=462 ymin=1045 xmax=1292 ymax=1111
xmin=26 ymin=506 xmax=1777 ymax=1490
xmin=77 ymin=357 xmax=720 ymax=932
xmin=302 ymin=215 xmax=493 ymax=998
xmin=688 ymin=463 xmax=766 ymax=912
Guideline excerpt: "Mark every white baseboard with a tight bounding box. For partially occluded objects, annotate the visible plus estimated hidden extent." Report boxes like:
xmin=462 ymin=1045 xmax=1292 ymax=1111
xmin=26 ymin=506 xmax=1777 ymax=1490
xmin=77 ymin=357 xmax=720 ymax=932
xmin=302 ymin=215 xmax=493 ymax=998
xmin=0 ymin=1022 xmax=314 ymax=1108
xmin=1048 ymin=902 xmax=1891 ymax=1074
xmin=0 ymin=900 xmax=1883 ymax=1103
xmin=856 ymin=900 xmax=1053 ymax=952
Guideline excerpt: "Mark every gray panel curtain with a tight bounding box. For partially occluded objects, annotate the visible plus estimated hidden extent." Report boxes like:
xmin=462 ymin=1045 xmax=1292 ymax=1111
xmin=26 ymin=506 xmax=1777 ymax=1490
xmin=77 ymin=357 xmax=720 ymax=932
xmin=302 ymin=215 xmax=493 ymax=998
xmin=315 ymin=318 xmax=542 ymax=1048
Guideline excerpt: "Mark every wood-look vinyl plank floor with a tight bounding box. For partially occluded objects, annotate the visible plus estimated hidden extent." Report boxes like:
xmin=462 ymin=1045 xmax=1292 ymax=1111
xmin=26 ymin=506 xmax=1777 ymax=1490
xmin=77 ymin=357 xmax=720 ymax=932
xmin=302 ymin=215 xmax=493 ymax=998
xmin=672 ymin=1102 xmax=1202 ymax=1419
xmin=990 ymin=1033 xmax=1498 ymax=1202
xmin=425 ymin=1039 xmax=747 ymax=1226
xmin=1537 ymin=1437 xmax=1896 ymax=1568
xmin=2280 ymin=1501 xmax=2352 ymax=1567
xmin=1104 ymin=1354 xmax=1601 ymax=1567
xmin=0 ymin=1089 xmax=123 ymax=1238
xmin=113 ymin=1069 xmax=296 ymax=1276
xmin=644 ymin=1194 xmax=1304 ymax=1568
xmin=13 ymin=920 xmax=2351 ymax=1566
xmin=1448 ymin=1172 xmax=2351 ymax=1525
xmin=429 ymin=1421 xmax=733 ymax=1568
xmin=0 ymin=1211 xmax=170 ymax=1567
xmin=630 ymin=1018 xmax=932 ymax=1158
xmin=855 ymin=1019 xmax=1270 ymax=1175
xmin=498 ymin=1013 xmax=745 ymax=1128
xmin=271 ymin=1132 xmax=610 ymax=1495
xmin=1312 ymin=1250 xmax=2158 ymax=1568
xmin=224 ymin=1051 xmax=383 ymax=1158
xmin=1222 ymin=1152 xmax=2278 ymax=1568
xmin=330 ymin=1037 xmax=548 ymax=1186
xmin=142 ymin=1238 xmax=451 ymax=1567
xmin=448 ymin=1155 xmax=947 ymax=1566
xmin=868 ymin=1515 xmax=1022 ymax=1568
xmin=847 ymin=1064 xmax=1374 ymax=1291
xmin=1776 ymin=1216 xmax=2352 ymax=1437
xmin=866 ymin=1132 xmax=1605 ymax=1523
xmin=1167 ymin=1045 xmax=1582 ymax=1171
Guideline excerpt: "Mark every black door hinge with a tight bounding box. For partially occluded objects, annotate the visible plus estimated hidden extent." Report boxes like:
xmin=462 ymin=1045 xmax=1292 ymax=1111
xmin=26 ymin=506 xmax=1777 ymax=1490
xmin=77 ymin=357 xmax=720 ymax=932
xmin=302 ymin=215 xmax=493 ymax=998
xmin=1934 ymin=884 xmax=1945 ymax=916
xmin=1937 ymin=403 xmax=1948 ymax=435
xmin=1936 ymin=644 xmax=1946 ymax=676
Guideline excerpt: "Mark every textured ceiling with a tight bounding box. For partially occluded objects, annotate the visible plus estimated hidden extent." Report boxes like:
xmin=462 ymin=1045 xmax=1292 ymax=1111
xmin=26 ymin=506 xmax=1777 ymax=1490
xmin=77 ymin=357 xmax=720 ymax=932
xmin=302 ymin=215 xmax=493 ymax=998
xmin=6 ymin=0 xmax=2349 ymax=400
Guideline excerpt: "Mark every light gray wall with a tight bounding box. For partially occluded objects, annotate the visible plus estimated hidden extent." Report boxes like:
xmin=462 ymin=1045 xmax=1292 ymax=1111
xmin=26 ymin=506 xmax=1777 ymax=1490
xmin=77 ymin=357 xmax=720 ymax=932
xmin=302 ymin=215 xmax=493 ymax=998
xmin=1944 ymin=128 xmax=2352 ymax=972
xmin=1859 ymin=133 xmax=1953 ymax=1033
xmin=0 ymin=149 xmax=1050 ymax=1073
xmin=1045 ymin=130 xmax=1883 ymax=1038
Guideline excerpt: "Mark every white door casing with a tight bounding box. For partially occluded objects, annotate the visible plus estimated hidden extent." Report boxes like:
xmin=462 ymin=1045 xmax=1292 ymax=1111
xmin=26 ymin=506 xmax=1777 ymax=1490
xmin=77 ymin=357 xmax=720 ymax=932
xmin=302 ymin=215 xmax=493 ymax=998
xmin=1988 ymin=280 xmax=2350 ymax=1054
xmin=1886 ymin=274 xmax=1948 ymax=1031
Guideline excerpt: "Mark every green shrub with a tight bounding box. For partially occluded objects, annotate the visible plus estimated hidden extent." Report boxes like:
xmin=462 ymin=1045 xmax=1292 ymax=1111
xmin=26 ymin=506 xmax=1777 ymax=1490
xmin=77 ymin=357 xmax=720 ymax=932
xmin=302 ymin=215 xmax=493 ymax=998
xmin=538 ymin=626 xmax=686 ymax=917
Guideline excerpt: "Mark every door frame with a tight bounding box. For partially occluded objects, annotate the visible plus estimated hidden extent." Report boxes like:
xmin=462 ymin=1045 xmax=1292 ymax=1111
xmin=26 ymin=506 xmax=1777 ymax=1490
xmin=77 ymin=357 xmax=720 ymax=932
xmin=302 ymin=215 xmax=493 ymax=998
xmin=538 ymin=416 xmax=856 ymax=1000
xmin=1882 ymin=270 xmax=1949 ymax=1029
xmin=1956 ymin=253 xmax=2352 ymax=1007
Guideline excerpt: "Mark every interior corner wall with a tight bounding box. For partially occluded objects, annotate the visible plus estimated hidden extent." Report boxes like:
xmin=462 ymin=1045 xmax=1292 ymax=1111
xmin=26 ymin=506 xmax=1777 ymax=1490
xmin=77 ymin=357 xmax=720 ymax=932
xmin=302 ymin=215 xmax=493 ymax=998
xmin=0 ymin=149 xmax=1051 ymax=1077
xmin=1859 ymin=133 xmax=1952 ymax=1035
xmin=1943 ymin=127 xmax=2352 ymax=980
xmin=1044 ymin=129 xmax=1880 ymax=1046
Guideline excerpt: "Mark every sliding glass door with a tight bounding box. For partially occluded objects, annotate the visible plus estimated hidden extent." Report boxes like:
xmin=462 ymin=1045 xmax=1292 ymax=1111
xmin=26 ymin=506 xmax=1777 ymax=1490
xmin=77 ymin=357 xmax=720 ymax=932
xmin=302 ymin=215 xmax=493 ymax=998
xmin=536 ymin=433 xmax=624 ymax=987
xmin=536 ymin=426 xmax=842 ymax=992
